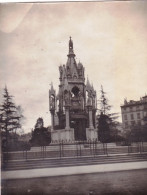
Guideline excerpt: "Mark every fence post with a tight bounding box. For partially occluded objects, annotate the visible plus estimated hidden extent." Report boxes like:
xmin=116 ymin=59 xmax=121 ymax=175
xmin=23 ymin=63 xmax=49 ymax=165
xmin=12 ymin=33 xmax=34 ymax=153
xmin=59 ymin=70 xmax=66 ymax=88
xmin=23 ymin=150 xmax=24 ymax=159
xmin=59 ymin=142 xmax=61 ymax=159
xmin=142 ymin=141 xmax=144 ymax=152
xmin=26 ymin=150 xmax=27 ymax=161
xmin=79 ymin=141 xmax=81 ymax=156
xmin=90 ymin=140 xmax=92 ymax=155
xmin=43 ymin=146 xmax=44 ymax=159
xmin=128 ymin=144 xmax=130 ymax=154
xmin=106 ymin=143 xmax=108 ymax=156
xmin=103 ymin=142 xmax=105 ymax=155
xmin=45 ymin=146 xmax=46 ymax=158
xmin=95 ymin=140 xmax=97 ymax=156
xmin=92 ymin=140 xmax=95 ymax=157
xmin=76 ymin=141 xmax=79 ymax=157
xmin=62 ymin=140 xmax=64 ymax=157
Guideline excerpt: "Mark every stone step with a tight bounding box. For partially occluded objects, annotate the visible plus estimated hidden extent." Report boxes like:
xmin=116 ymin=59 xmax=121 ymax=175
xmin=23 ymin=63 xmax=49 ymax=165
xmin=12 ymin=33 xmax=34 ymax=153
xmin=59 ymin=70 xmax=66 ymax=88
xmin=4 ymin=147 xmax=147 ymax=161
xmin=3 ymin=154 xmax=147 ymax=171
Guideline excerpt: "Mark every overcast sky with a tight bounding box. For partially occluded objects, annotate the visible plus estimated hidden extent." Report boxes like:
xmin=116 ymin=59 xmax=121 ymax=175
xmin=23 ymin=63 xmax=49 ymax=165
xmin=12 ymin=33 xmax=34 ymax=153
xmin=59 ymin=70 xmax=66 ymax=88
xmin=0 ymin=1 xmax=147 ymax=133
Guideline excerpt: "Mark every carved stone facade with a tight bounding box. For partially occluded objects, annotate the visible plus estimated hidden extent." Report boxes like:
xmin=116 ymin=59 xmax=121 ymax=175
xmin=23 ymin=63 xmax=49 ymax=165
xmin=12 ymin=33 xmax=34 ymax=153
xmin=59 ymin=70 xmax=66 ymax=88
xmin=49 ymin=38 xmax=97 ymax=142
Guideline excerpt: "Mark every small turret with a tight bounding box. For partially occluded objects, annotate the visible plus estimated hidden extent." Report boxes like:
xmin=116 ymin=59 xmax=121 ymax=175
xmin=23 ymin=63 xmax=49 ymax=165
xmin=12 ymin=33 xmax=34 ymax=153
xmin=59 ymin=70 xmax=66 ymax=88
xmin=86 ymin=76 xmax=92 ymax=92
xmin=49 ymin=83 xmax=56 ymax=110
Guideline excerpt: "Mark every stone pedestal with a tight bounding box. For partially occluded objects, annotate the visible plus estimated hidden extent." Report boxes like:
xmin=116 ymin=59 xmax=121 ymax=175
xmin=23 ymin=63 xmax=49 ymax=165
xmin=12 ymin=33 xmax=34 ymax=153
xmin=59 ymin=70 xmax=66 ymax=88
xmin=50 ymin=114 xmax=54 ymax=131
xmin=86 ymin=128 xmax=98 ymax=141
xmin=51 ymin=128 xmax=74 ymax=143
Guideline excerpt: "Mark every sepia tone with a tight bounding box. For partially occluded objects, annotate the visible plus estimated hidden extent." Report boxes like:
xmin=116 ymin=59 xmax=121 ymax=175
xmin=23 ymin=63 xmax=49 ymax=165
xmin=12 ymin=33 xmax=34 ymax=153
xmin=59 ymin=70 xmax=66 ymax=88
xmin=0 ymin=1 xmax=147 ymax=195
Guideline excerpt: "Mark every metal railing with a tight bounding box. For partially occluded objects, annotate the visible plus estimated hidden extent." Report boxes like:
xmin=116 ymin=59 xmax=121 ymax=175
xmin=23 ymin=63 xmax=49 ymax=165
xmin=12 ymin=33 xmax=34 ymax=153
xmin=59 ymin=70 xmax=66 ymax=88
xmin=2 ymin=140 xmax=147 ymax=164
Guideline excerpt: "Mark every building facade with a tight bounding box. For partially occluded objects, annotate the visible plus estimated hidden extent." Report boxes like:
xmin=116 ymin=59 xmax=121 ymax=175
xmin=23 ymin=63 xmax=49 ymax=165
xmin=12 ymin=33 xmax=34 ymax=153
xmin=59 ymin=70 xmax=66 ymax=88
xmin=121 ymin=95 xmax=147 ymax=130
xmin=49 ymin=38 xmax=97 ymax=142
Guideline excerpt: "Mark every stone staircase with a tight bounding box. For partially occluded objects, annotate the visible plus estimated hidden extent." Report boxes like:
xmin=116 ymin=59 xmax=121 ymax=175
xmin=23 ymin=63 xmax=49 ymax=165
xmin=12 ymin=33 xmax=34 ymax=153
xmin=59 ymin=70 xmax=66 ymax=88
xmin=3 ymin=143 xmax=147 ymax=161
xmin=3 ymin=153 xmax=147 ymax=171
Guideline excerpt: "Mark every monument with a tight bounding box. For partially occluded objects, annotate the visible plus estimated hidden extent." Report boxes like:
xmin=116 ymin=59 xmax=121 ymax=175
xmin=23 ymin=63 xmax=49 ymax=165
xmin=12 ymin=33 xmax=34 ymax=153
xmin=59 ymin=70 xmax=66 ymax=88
xmin=49 ymin=38 xmax=97 ymax=142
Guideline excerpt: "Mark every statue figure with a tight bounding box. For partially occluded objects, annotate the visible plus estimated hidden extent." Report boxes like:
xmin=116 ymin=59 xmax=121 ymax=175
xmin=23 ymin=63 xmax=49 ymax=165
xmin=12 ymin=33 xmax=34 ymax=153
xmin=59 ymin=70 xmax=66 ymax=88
xmin=64 ymin=92 xmax=69 ymax=105
xmin=87 ymin=96 xmax=92 ymax=106
xmin=50 ymin=96 xmax=55 ymax=109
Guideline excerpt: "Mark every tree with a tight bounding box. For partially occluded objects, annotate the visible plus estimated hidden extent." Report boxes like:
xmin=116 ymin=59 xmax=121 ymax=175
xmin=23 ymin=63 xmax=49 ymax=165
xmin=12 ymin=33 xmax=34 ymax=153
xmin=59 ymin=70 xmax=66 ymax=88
xmin=0 ymin=87 xmax=22 ymax=150
xmin=99 ymin=85 xmax=111 ymax=115
xmin=30 ymin=118 xmax=51 ymax=146
xmin=97 ymin=85 xmax=119 ymax=143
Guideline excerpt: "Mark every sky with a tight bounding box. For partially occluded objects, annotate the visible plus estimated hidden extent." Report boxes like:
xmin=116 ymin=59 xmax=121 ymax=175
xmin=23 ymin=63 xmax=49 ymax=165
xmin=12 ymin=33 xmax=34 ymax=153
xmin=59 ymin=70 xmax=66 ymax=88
xmin=0 ymin=1 xmax=147 ymax=133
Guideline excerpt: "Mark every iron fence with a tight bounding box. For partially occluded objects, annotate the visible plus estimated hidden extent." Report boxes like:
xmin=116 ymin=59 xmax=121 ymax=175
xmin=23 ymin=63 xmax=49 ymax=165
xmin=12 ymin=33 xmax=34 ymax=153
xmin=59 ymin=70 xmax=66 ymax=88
xmin=2 ymin=140 xmax=147 ymax=165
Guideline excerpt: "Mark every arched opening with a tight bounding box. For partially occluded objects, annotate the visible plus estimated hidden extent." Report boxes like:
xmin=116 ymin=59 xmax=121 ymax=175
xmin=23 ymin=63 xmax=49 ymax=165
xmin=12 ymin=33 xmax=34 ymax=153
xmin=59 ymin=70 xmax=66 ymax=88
xmin=71 ymin=86 xmax=80 ymax=97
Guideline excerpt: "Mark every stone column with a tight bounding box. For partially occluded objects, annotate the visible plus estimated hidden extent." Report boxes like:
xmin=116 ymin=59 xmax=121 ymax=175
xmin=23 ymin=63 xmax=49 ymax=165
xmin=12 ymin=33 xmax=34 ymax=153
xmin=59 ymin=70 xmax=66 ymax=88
xmin=88 ymin=107 xmax=94 ymax=129
xmin=65 ymin=107 xmax=70 ymax=130
xmin=50 ymin=111 xmax=54 ymax=131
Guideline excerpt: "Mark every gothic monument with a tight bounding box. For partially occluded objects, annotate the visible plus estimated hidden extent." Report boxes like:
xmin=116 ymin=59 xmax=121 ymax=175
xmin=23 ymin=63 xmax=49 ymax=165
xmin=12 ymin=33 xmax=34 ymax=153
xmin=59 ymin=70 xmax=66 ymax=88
xmin=49 ymin=38 xmax=97 ymax=142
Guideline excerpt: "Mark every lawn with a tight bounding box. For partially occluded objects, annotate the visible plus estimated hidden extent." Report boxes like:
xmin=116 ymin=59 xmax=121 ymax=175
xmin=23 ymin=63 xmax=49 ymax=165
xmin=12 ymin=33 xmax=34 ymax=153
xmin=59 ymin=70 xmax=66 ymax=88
xmin=2 ymin=169 xmax=147 ymax=195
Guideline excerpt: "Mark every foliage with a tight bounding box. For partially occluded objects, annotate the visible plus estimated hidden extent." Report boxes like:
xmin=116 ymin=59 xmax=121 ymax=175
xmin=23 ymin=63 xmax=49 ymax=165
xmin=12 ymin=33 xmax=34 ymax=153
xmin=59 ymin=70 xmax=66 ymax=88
xmin=130 ymin=124 xmax=147 ymax=142
xmin=0 ymin=87 xmax=20 ymax=132
xmin=0 ymin=87 xmax=25 ymax=150
xmin=97 ymin=85 xmax=119 ymax=143
xmin=98 ymin=113 xmax=110 ymax=143
xmin=30 ymin=118 xmax=51 ymax=146
xmin=1 ymin=131 xmax=31 ymax=151
xmin=98 ymin=85 xmax=111 ymax=115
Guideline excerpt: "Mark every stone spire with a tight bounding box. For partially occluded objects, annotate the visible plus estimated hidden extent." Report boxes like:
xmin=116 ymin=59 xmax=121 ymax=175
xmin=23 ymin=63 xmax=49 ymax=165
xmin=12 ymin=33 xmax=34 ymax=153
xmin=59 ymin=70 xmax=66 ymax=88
xmin=50 ymin=82 xmax=56 ymax=95
xmin=66 ymin=37 xmax=78 ymax=79
xmin=67 ymin=36 xmax=75 ymax=58
xmin=86 ymin=76 xmax=91 ymax=92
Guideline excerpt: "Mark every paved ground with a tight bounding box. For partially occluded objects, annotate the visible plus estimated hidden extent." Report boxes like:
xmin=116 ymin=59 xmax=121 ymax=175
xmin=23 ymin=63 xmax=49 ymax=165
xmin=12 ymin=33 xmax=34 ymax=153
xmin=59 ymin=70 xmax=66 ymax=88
xmin=2 ymin=169 xmax=147 ymax=195
xmin=2 ymin=161 xmax=147 ymax=179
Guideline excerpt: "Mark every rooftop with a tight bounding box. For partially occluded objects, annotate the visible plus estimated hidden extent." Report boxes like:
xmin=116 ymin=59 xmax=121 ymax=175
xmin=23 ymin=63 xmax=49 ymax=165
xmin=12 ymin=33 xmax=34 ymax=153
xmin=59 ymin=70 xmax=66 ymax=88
xmin=121 ymin=95 xmax=147 ymax=107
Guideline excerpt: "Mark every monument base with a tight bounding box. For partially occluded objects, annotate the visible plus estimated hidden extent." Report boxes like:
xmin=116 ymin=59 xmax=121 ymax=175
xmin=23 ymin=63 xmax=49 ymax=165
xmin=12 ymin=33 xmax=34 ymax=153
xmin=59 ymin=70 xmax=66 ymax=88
xmin=51 ymin=128 xmax=74 ymax=143
xmin=86 ymin=128 xmax=98 ymax=140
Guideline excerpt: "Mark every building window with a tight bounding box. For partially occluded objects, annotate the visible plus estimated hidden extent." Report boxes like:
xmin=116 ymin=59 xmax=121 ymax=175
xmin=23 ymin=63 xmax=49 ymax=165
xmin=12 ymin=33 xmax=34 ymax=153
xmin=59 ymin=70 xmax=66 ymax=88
xmin=125 ymin=122 xmax=128 ymax=128
xmin=131 ymin=121 xmax=135 ymax=126
xmin=137 ymin=120 xmax=141 ymax=125
xmin=130 ymin=107 xmax=133 ymax=111
xmin=131 ymin=114 xmax=134 ymax=120
xmin=124 ymin=114 xmax=127 ymax=120
xmin=136 ymin=105 xmax=140 ymax=111
xmin=137 ymin=113 xmax=140 ymax=119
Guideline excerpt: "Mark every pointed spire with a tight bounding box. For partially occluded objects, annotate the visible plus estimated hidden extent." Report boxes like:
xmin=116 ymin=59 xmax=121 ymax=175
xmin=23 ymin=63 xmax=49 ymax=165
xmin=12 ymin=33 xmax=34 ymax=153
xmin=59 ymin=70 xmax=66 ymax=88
xmin=62 ymin=65 xmax=66 ymax=79
xmin=50 ymin=82 xmax=56 ymax=95
xmin=68 ymin=36 xmax=75 ymax=58
xmin=69 ymin=36 xmax=73 ymax=50
xmin=91 ymin=83 xmax=94 ymax=91
xmin=51 ymin=82 xmax=53 ymax=90
xmin=78 ymin=60 xmax=83 ymax=68
xmin=87 ymin=76 xmax=90 ymax=87
xmin=86 ymin=76 xmax=91 ymax=91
